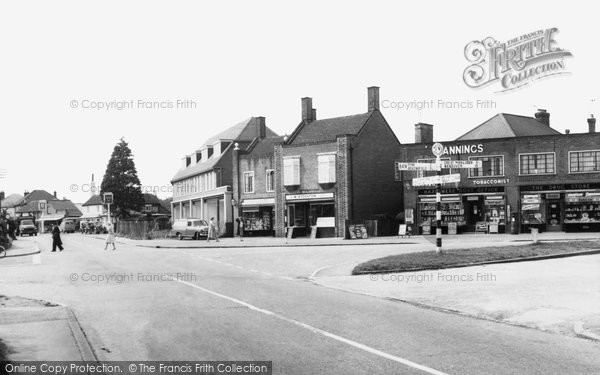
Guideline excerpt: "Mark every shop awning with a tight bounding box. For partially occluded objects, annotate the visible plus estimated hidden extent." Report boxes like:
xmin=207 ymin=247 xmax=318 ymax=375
xmin=39 ymin=214 xmax=65 ymax=222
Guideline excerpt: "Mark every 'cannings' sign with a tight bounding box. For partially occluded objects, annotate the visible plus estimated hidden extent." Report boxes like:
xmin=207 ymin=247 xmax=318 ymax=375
xmin=463 ymin=28 xmax=572 ymax=92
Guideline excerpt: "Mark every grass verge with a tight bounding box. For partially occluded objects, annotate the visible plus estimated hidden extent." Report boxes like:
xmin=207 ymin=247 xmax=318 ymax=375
xmin=352 ymin=240 xmax=600 ymax=275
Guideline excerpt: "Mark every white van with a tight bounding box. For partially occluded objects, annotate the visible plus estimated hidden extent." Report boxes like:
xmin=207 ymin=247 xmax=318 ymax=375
xmin=170 ymin=219 xmax=209 ymax=240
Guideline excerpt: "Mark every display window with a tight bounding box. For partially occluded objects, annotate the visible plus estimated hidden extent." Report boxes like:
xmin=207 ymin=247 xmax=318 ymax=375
xmin=564 ymin=194 xmax=600 ymax=223
xmin=242 ymin=207 xmax=272 ymax=231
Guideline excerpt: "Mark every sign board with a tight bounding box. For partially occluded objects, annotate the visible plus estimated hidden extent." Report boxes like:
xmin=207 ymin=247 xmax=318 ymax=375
xmin=316 ymin=217 xmax=335 ymax=228
xmin=439 ymin=160 xmax=482 ymax=169
xmin=396 ymin=162 xmax=437 ymax=171
xmin=475 ymin=221 xmax=488 ymax=232
xmin=413 ymin=173 xmax=461 ymax=187
xmin=286 ymin=193 xmax=334 ymax=201
xmin=398 ymin=224 xmax=407 ymax=236
xmin=448 ymin=222 xmax=457 ymax=235
xmin=489 ymin=222 xmax=499 ymax=234
xmin=348 ymin=224 xmax=368 ymax=239
xmin=432 ymin=143 xmax=444 ymax=157
xmin=286 ymin=226 xmax=294 ymax=239
xmin=310 ymin=226 xmax=317 ymax=239
xmin=522 ymin=204 xmax=540 ymax=211
xmin=422 ymin=224 xmax=431 ymax=235
xmin=38 ymin=200 xmax=47 ymax=211
xmin=522 ymin=198 xmax=540 ymax=204
xmin=103 ymin=192 xmax=114 ymax=205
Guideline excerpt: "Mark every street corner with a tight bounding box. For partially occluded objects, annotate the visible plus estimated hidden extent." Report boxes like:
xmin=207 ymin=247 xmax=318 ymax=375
xmin=0 ymin=295 xmax=96 ymax=361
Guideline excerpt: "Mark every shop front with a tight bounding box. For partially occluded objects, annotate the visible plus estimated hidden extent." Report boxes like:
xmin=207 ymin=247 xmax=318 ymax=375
xmin=240 ymin=198 xmax=275 ymax=236
xmin=417 ymin=186 xmax=507 ymax=234
xmin=520 ymin=183 xmax=600 ymax=233
xmin=285 ymin=192 xmax=335 ymax=237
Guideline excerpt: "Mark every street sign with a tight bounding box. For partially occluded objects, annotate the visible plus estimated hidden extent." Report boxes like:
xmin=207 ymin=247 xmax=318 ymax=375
xmin=432 ymin=143 xmax=444 ymax=157
xmin=395 ymin=162 xmax=437 ymax=171
xmin=103 ymin=192 xmax=114 ymax=205
xmin=412 ymin=173 xmax=461 ymax=187
xmin=439 ymin=160 xmax=482 ymax=169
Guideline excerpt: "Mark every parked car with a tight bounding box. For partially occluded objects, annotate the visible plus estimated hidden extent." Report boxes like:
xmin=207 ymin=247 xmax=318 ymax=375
xmin=19 ymin=219 xmax=38 ymax=236
xmin=59 ymin=218 xmax=77 ymax=233
xmin=170 ymin=219 xmax=209 ymax=240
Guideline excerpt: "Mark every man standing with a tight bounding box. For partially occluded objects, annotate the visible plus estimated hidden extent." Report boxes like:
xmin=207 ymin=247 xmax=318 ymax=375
xmin=51 ymin=225 xmax=64 ymax=252
xmin=207 ymin=217 xmax=219 ymax=243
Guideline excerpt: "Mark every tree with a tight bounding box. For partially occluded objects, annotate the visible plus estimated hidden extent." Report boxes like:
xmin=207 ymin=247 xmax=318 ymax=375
xmin=100 ymin=138 xmax=144 ymax=218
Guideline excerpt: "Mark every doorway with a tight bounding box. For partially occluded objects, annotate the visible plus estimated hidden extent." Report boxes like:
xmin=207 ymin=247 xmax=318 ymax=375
xmin=546 ymin=200 xmax=562 ymax=231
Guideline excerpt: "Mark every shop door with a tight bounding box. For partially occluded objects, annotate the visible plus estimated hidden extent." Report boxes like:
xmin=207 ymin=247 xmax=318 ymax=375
xmin=464 ymin=197 xmax=483 ymax=231
xmin=547 ymin=200 xmax=562 ymax=231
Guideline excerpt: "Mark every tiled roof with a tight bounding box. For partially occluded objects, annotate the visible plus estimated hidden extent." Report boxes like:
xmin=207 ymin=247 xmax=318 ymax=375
xmin=15 ymin=190 xmax=56 ymax=206
xmin=0 ymin=194 xmax=23 ymax=208
xmin=456 ymin=113 xmax=562 ymax=141
xmin=171 ymin=117 xmax=278 ymax=183
xmin=288 ymin=112 xmax=373 ymax=145
xmin=246 ymin=136 xmax=285 ymax=156
xmin=143 ymin=193 xmax=161 ymax=205
xmin=82 ymin=195 xmax=103 ymax=206
xmin=16 ymin=201 xmax=40 ymax=213
xmin=49 ymin=200 xmax=83 ymax=217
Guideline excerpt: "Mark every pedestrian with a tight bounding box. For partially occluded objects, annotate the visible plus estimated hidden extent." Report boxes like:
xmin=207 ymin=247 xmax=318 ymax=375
xmin=207 ymin=217 xmax=219 ymax=242
xmin=51 ymin=225 xmax=64 ymax=252
xmin=104 ymin=223 xmax=116 ymax=250
xmin=236 ymin=217 xmax=244 ymax=242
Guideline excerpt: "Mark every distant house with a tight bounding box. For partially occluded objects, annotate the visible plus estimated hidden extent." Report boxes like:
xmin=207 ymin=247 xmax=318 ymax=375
xmin=15 ymin=190 xmax=82 ymax=233
xmin=80 ymin=195 xmax=107 ymax=227
xmin=141 ymin=193 xmax=171 ymax=217
xmin=1 ymin=193 xmax=23 ymax=217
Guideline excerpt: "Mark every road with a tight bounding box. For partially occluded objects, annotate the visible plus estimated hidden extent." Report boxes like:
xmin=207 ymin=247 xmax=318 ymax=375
xmin=1 ymin=234 xmax=599 ymax=374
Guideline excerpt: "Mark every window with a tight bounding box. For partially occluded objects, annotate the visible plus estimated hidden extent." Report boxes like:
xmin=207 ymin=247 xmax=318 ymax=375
xmin=569 ymin=150 xmax=600 ymax=173
xmin=144 ymin=204 xmax=153 ymax=212
xmin=266 ymin=169 xmax=275 ymax=192
xmin=243 ymin=171 xmax=254 ymax=193
xmin=416 ymin=157 xmax=451 ymax=178
xmin=469 ymin=155 xmax=504 ymax=177
xmin=283 ymin=157 xmax=300 ymax=186
xmin=519 ymin=153 xmax=555 ymax=175
xmin=317 ymin=153 xmax=336 ymax=184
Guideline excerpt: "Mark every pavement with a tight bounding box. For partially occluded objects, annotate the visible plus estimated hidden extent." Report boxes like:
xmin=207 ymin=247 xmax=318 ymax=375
xmin=0 ymin=233 xmax=599 ymax=373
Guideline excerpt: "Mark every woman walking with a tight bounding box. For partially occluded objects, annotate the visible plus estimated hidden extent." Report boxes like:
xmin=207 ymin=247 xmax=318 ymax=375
xmin=51 ymin=225 xmax=64 ymax=252
xmin=104 ymin=223 xmax=116 ymax=250
xmin=207 ymin=217 xmax=219 ymax=242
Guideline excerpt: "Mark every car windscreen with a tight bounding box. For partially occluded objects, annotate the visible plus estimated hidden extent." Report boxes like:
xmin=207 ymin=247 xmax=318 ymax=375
xmin=21 ymin=220 xmax=34 ymax=225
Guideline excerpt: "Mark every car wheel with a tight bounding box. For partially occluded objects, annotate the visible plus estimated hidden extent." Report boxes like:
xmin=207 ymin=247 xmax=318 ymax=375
xmin=193 ymin=232 xmax=200 ymax=240
xmin=176 ymin=233 xmax=183 ymax=240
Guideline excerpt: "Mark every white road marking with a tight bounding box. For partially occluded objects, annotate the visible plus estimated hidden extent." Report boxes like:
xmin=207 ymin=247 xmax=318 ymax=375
xmin=172 ymin=278 xmax=449 ymax=375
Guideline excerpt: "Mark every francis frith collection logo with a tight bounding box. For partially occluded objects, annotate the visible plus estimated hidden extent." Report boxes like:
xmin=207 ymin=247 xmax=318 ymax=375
xmin=463 ymin=28 xmax=572 ymax=92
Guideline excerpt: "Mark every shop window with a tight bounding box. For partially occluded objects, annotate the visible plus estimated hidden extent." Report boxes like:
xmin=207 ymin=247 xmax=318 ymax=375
xmin=284 ymin=157 xmax=300 ymax=186
xmin=417 ymin=157 xmax=451 ymax=177
xmin=317 ymin=153 xmax=336 ymax=184
xmin=469 ymin=155 xmax=504 ymax=177
xmin=309 ymin=203 xmax=335 ymax=226
xmin=266 ymin=169 xmax=275 ymax=192
xmin=569 ymin=150 xmax=600 ymax=173
xmin=243 ymin=171 xmax=254 ymax=194
xmin=519 ymin=153 xmax=555 ymax=175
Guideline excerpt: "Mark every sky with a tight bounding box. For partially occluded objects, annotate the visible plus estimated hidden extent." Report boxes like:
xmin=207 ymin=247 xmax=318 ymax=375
xmin=0 ymin=0 xmax=597 ymax=203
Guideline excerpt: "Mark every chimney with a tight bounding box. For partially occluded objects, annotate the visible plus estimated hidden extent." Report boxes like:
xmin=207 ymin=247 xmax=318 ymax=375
xmin=588 ymin=114 xmax=596 ymax=133
xmin=534 ymin=109 xmax=550 ymax=126
xmin=415 ymin=123 xmax=434 ymax=144
xmin=301 ymin=97 xmax=315 ymax=122
xmin=255 ymin=116 xmax=266 ymax=139
xmin=565 ymin=129 xmax=570 ymax=134
xmin=368 ymin=86 xmax=380 ymax=111
xmin=53 ymin=191 xmax=57 ymax=199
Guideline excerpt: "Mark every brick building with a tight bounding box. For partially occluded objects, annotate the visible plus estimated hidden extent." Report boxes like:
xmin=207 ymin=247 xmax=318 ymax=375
xmin=232 ymin=135 xmax=284 ymax=236
xmin=400 ymin=110 xmax=600 ymax=234
xmin=170 ymin=117 xmax=278 ymax=237
xmin=273 ymin=87 xmax=403 ymax=237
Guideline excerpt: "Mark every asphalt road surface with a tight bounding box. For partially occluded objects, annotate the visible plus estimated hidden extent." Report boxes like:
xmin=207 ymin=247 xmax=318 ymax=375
xmin=1 ymin=234 xmax=599 ymax=374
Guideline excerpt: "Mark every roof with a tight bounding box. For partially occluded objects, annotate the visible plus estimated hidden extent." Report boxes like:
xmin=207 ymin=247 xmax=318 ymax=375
xmin=246 ymin=136 xmax=285 ymax=156
xmin=0 ymin=194 xmax=23 ymax=208
xmin=50 ymin=200 xmax=83 ymax=217
xmin=15 ymin=190 xmax=56 ymax=206
xmin=142 ymin=193 xmax=161 ymax=205
xmin=456 ymin=113 xmax=562 ymax=141
xmin=82 ymin=195 xmax=103 ymax=206
xmin=171 ymin=117 xmax=278 ymax=183
xmin=16 ymin=201 xmax=40 ymax=213
xmin=287 ymin=112 xmax=373 ymax=145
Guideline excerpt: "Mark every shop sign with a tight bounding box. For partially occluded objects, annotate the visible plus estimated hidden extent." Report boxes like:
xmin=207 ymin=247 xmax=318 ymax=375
xmin=448 ymin=222 xmax=458 ymax=235
xmin=523 ymin=198 xmax=540 ymax=204
xmin=546 ymin=193 xmax=561 ymax=199
xmin=241 ymin=198 xmax=275 ymax=206
xmin=522 ymin=204 xmax=540 ymax=211
xmin=521 ymin=183 xmax=600 ymax=192
xmin=442 ymin=144 xmax=484 ymax=155
xmin=472 ymin=178 xmax=510 ymax=185
xmin=413 ymin=173 xmax=461 ymax=187
xmin=348 ymin=224 xmax=368 ymax=239
xmin=286 ymin=193 xmax=334 ymax=201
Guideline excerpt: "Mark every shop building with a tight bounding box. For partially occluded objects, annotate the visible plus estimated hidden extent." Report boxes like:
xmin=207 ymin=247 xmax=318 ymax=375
xmin=274 ymin=87 xmax=403 ymax=237
xmin=400 ymin=110 xmax=600 ymax=234
xmin=232 ymin=135 xmax=284 ymax=236
xmin=170 ymin=117 xmax=278 ymax=237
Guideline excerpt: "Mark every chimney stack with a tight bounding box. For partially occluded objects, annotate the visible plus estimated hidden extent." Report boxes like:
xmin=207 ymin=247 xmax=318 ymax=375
xmin=368 ymin=86 xmax=380 ymax=111
xmin=301 ymin=97 xmax=315 ymax=122
xmin=255 ymin=116 xmax=266 ymax=139
xmin=415 ymin=123 xmax=434 ymax=144
xmin=588 ymin=114 xmax=596 ymax=133
xmin=53 ymin=191 xmax=57 ymax=199
xmin=534 ymin=109 xmax=550 ymax=126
